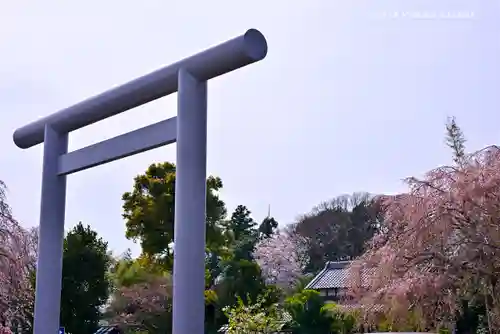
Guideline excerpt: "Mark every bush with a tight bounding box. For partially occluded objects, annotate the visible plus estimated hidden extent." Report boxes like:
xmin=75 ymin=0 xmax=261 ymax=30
xmin=324 ymin=304 xmax=358 ymax=334
xmin=223 ymin=294 xmax=284 ymax=334
xmin=284 ymin=290 xmax=333 ymax=333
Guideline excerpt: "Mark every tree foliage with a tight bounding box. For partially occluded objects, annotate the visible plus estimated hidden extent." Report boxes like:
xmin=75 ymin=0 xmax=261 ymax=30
xmin=0 ymin=325 xmax=12 ymax=334
xmin=223 ymin=292 xmax=285 ymax=334
xmin=446 ymin=116 xmax=467 ymax=166
xmin=0 ymin=181 xmax=37 ymax=331
xmin=284 ymin=289 xmax=333 ymax=333
xmin=253 ymin=229 xmax=307 ymax=290
xmin=350 ymin=119 xmax=500 ymax=331
xmin=217 ymin=259 xmax=266 ymax=307
xmin=226 ymin=205 xmax=257 ymax=242
xmin=293 ymin=192 xmax=381 ymax=272
xmin=111 ymin=253 xmax=166 ymax=289
xmin=258 ymin=216 xmax=278 ymax=239
xmin=60 ymin=223 xmax=111 ymax=334
xmin=122 ymin=162 xmax=227 ymax=268
xmin=108 ymin=274 xmax=172 ymax=333
xmin=221 ymin=205 xmax=260 ymax=262
xmin=215 ymin=206 xmax=281 ymax=306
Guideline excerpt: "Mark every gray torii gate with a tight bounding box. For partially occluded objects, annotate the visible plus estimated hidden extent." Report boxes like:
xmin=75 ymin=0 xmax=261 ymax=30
xmin=13 ymin=29 xmax=268 ymax=334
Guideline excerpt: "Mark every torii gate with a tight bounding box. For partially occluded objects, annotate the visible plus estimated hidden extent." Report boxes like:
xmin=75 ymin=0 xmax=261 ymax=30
xmin=13 ymin=29 xmax=268 ymax=334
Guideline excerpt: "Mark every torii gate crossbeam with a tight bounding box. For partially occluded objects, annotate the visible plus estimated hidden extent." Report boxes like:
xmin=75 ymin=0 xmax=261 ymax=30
xmin=12 ymin=29 xmax=268 ymax=334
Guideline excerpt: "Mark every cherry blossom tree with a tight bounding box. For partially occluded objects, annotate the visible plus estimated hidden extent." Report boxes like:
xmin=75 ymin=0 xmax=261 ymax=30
xmin=350 ymin=144 xmax=500 ymax=331
xmin=0 ymin=325 xmax=12 ymax=334
xmin=0 ymin=181 xmax=37 ymax=331
xmin=253 ymin=228 xmax=308 ymax=290
xmin=107 ymin=274 xmax=172 ymax=333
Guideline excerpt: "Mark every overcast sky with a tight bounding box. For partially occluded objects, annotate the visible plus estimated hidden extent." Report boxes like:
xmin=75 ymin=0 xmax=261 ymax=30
xmin=1 ymin=0 xmax=498 ymax=256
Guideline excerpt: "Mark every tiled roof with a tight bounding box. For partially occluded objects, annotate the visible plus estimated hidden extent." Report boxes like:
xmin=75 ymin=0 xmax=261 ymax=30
xmin=305 ymin=261 xmax=352 ymax=289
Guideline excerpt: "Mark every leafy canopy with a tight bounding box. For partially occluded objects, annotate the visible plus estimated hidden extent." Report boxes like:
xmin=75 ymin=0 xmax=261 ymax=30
xmin=60 ymin=223 xmax=111 ymax=334
xmin=122 ymin=162 xmax=227 ymax=267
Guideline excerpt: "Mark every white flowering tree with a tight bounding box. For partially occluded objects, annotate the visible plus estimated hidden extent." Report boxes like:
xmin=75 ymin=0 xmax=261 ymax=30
xmin=253 ymin=229 xmax=308 ymax=290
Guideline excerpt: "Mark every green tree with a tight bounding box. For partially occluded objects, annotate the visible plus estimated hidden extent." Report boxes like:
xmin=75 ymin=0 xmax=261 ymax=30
xmin=223 ymin=205 xmax=260 ymax=262
xmin=223 ymin=293 xmax=286 ymax=334
xmin=325 ymin=304 xmax=359 ymax=334
xmin=218 ymin=259 xmax=266 ymax=306
xmin=60 ymin=223 xmax=111 ymax=334
xmin=258 ymin=216 xmax=278 ymax=239
xmin=122 ymin=162 xmax=227 ymax=268
xmin=215 ymin=205 xmax=278 ymax=308
xmin=232 ymin=237 xmax=258 ymax=262
xmin=204 ymin=289 xmax=222 ymax=334
xmin=284 ymin=289 xmax=333 ymax=334
xmin=445 ymin=116 xmax=467 ymax=166
xmin=111 ymin=254 xmax=165 ymax=288
xmin=209 ymin=206 xmax=276 ymax=331
xmin=226 ymin=205 xmax=257 ymax=242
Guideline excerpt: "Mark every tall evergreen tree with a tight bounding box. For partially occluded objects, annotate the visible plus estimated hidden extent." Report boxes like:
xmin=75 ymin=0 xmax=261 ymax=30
xmin=258 ymin=217 xmax=278 ymax=239
xmin=445 ymin=116 xmax=467 ymax=166
xmin=60 ymin=223 xmax=111 ymax=334
xmin=228 ymin=205 xmax=257 ymax=242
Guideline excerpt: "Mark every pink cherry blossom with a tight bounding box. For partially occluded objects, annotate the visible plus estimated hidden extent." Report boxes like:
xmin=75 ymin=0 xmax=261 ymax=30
xmin=0 ymin=181 xmax=37 ymax=329
xmin=253 ymin=229 xmax=308 ymax=290
xmin=108 ymin=275 xmax=172 ymax=332
xmin=0 ymin=325 xmax=12 ymax=334
xmin=350 ymin=146 xmax=500 ymax=330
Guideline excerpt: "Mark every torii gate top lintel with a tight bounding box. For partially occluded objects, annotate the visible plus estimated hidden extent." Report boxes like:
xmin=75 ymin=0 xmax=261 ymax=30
xmin=13 ymin=28 xmax=268 ymax=150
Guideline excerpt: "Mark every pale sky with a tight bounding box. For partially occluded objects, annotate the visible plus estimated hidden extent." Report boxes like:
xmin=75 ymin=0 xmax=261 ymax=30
xmin=1 ymin=1 xmax=498 ymax=256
